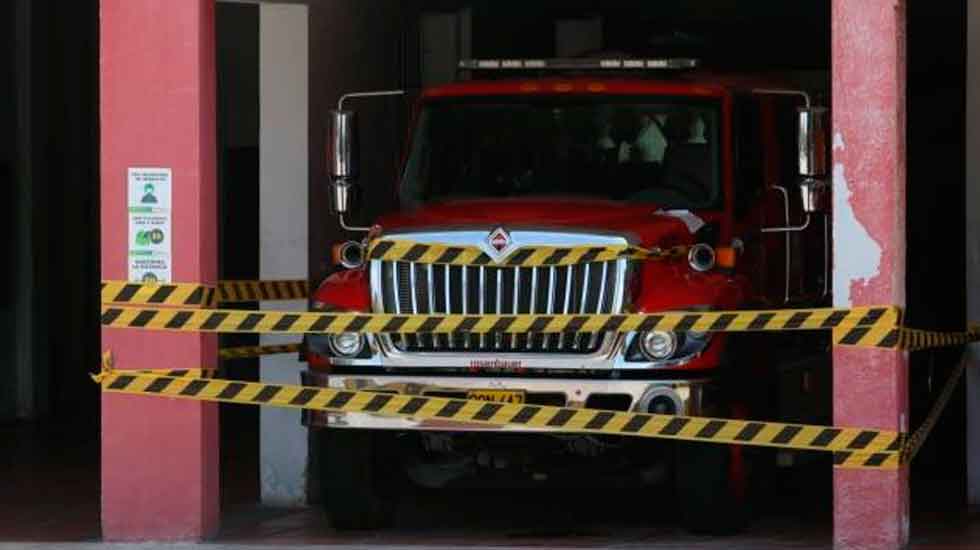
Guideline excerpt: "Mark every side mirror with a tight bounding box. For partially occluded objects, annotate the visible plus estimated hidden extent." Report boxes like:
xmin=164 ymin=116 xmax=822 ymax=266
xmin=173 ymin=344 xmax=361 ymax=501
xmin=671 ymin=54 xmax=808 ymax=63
xmin=798 ymin=178 xmax=830 ymax=214
xmin=327 ymin=109 xmax=358 ymax=179
xmin=797 ymin=106 xmax=829 ymax=178
xmin=327 ymin=109 xmax=359 ymax=214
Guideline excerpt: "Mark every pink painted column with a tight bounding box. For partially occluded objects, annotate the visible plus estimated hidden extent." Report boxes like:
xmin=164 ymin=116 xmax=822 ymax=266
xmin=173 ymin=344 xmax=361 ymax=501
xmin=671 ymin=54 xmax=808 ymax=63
xmin=832 ymin=1 xmax=909 ymax=549
xmin=100 ymin=0 xmax=219 ymax=541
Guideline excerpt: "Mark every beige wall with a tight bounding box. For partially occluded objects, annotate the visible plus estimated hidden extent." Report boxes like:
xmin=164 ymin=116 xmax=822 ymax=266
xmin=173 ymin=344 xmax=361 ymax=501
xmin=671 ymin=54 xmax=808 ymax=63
xmin=259 ymin=1 xmax=310 ymax=507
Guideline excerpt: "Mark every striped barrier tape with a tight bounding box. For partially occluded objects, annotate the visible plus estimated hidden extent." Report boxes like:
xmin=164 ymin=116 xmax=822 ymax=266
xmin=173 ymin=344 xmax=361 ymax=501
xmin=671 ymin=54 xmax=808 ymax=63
xmin=91 ymin=351 xmax=215 ymax=384
xmin=100 ymin=305 xmax=905 ymax=348
xmin=831 ymin=325 xmax=980 ymax=351
xmin=219 ymin=343 xmax=303 ymax=360
xmin=101 ymin=281 xmax=217 ymax=308
xmin=903 ymin=356 xmax=967 ymax=462
xmin=217 ymin=280 xmax=309 ymax=303
xmin=888 ymin=326 xmax=980 ymax=352
xmin=93 ymin=367 xmax=902 ymax=469
xmin=101 ymin=280 xmax=308 ymax=307
xmin=367 ymin=240 xmax=689 ymax=266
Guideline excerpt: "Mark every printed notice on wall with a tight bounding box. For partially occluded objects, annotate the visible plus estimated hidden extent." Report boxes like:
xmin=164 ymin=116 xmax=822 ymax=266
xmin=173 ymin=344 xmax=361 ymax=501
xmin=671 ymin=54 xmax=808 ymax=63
xmin=128 ymin=167 xmax=172 ymax=282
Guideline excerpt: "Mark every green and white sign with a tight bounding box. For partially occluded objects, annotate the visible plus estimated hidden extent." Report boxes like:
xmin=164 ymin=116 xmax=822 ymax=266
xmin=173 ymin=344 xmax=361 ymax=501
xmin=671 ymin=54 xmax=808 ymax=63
xmin=128 ymin=167 xmax=172 ymax=282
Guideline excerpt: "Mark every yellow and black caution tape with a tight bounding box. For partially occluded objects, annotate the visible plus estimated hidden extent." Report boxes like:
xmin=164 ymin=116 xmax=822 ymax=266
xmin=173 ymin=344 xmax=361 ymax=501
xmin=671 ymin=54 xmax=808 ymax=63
xmin=903 ymin=356 xmax=968 ymax=462
xmin=101 ymin=280 xmax=308 ymax=307
xmin=832 ymin=324 xmax=980 ymax=351
xmin=100 ymin=305 xmax=902 ymax=346
xmin=92 ymin=368 xmax=216 ymax=383
xmin=94 ymin=368 xmax=901 ymax=469
xmin=91 ymin=351 xmax=215 ymax=384
xmin=101 ymin=281 xmax=217 ymax=308
xmin=367 ymin=240 xmax=689 ymax=267
xmin=99 ymin=277 xmax=980 ymax=352
xmin=219 ymin=343 xmax=302 ymax=360
xmin=892 ymin=326 xmax=980 ymax=352
xmin=216 ymin=280 xmax=308 ymax=304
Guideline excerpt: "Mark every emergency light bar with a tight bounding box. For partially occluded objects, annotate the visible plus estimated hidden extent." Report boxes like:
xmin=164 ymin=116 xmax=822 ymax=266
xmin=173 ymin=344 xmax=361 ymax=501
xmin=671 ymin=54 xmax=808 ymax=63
xmin=458 ymin=58 xmax=699 ymax=71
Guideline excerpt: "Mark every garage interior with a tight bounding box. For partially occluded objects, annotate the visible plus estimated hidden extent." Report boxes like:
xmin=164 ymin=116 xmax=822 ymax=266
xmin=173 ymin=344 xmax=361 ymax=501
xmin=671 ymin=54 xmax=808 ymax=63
xmin=2 ymin=0 xmax=977 ymax=547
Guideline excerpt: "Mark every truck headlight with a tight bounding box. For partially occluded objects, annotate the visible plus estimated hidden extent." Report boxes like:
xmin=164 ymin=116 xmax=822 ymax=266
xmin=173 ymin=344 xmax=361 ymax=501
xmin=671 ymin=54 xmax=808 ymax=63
xmin=328 ymin=332 xmax=365 ymax=357
xmin=626 ymin=328 xmax=712 ymax=364
xmin=639 ymin=330 xmax=678 ymax=360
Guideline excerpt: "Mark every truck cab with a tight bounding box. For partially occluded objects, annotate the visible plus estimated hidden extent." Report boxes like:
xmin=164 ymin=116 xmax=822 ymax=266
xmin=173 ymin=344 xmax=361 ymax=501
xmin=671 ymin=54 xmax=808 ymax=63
xmin=304 ymin=58 xmax=830 ymax=532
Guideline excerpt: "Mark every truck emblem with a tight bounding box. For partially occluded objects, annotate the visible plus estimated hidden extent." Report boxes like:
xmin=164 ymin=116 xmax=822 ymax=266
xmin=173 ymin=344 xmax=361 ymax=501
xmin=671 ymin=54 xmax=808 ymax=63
xmin=484 ymin=227 xmax=516 ymax=262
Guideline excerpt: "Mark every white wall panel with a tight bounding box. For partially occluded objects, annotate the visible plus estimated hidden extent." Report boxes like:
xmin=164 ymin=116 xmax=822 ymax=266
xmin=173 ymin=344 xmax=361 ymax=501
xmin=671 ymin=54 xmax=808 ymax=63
xmin=259 ymin=2 xmax=309 ymax=507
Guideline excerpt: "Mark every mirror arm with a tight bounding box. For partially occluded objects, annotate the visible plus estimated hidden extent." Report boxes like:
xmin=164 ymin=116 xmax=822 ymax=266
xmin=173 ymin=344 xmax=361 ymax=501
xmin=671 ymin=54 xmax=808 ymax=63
xmin=327 ymin=90 xmax=406 ymax=234
xmin=761 ymin=214 xmax=811 ymax=233
xmin=761 ymin=184 xmax=813 ymax=233
xmin=338 ymin=90 xmax=406 ymax=110
xmin=752 ymin=88 xmax=811 ymax=108
xmin=339 ymin=213 xmax=372 ymax=233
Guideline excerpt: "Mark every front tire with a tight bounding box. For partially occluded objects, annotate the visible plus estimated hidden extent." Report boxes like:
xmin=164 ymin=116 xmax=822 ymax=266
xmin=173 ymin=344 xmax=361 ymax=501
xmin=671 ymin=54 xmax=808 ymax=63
xmin=318 ymin=428 xmax=396 ymax=530
xmin=675 ymin=441 xmax=749 ymax=535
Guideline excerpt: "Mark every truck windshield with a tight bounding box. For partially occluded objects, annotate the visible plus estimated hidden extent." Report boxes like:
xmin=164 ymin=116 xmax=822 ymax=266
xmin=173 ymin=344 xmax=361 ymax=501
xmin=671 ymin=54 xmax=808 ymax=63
xmin=400 ymin=96 xmax=721 ymax=209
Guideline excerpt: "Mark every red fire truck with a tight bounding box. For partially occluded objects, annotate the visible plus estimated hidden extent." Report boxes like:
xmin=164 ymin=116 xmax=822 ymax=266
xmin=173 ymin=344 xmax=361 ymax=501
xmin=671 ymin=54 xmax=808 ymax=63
xmin=303 ymin=58 xmax=831 ymax=532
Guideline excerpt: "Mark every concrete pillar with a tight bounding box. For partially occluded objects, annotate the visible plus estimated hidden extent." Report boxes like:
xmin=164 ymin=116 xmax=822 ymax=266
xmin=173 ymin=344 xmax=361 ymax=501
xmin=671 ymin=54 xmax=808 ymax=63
xmin=967 ymin=0 xmax=980 ymax=509
xmin=100 ymin=0 xmax=219 ymax=540
xmin=831 ymin=1 xmax=909 ymax=548
xmin=258 ymin=2 xmax=309 ymax=506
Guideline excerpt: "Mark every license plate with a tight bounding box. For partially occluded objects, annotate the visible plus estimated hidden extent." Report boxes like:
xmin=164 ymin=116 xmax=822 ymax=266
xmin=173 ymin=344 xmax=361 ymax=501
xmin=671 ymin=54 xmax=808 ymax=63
xmin=466 ymin=389 xmax=525 ymax=404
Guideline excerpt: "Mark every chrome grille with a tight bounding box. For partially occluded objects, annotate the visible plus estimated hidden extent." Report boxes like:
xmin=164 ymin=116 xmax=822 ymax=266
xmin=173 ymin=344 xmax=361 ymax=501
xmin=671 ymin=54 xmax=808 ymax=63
xmin=375 ymin=259 xmax=627 ymax=354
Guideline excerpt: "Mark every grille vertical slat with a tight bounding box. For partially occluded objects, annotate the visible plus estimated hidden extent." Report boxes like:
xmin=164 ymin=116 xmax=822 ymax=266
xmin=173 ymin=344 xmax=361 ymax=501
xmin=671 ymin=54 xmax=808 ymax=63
xmin=579 ymin=264 xmax=591 ymax=312
xmin=390 ymin=261 xmax=407 ymax=349
xmin=408 ymin=263 xmax=419 ymax=349
xmin=543 ymin=266 xmax=557 ymax=349
xmin=588 ymin=262 xmax=610 ymax=348
xmin=558 ymin=266 xmax=573 ymax=349
xmin=510 ymin=267 xmax=521 ymax=349
xmin=462 ymin=266 xmax=470 ymax=349
xmin=375 ymin=243 xmax=625 ymax=355
xmin=478 ymin=266 xmax=486 ymax=349
xmin=427 ymin=264 xmax=438 ymax=348
xmin=444 ymin=265 xmax=454 ymax=349
xmin=573 ymin=263 xmax=591 ymax=350
xmin=527 ymin=267 xmax=538 ymax=350
xmin=409 ymin=263 xmax=419 ymax=313
xmin=494 ymin=268 xmax=503 ymax=349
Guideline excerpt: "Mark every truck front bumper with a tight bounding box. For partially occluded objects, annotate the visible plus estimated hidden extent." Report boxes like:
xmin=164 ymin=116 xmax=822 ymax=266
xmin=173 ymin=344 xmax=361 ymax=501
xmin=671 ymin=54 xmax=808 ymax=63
xmin=300 ymin=370 xmax=717 ymax=431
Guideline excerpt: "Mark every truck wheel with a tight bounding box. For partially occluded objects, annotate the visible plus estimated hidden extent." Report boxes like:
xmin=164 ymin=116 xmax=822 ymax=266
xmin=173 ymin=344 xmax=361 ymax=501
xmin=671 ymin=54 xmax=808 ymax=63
xmin=318 ymin=428 xmax=395 ymax=530
xmin=674 ymin=441 xmax=749 ymax=535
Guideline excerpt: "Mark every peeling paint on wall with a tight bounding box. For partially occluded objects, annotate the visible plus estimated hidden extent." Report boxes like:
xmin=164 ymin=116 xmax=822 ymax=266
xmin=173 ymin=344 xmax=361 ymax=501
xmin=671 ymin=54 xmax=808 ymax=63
xmin=832 ymin=132 xmax=882 ymax=307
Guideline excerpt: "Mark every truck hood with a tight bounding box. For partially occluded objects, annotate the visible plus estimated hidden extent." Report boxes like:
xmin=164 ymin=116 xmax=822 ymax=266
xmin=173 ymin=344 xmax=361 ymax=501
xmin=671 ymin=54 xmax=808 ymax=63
xmin=376 ymin=198 xmax=700 ymax=248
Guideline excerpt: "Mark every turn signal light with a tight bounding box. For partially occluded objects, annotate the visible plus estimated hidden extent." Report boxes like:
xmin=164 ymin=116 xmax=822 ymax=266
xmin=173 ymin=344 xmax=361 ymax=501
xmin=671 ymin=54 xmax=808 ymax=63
xmin=715 ymin=246 xmax=737 ymax=269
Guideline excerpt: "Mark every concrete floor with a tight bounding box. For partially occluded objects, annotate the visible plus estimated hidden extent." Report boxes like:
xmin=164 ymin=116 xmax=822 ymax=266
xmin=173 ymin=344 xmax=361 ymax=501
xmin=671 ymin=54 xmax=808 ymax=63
xmin=3 ymin=513 xmax=980 ymax=550
xmin=3 ymin=415 xmax=978 ymax=549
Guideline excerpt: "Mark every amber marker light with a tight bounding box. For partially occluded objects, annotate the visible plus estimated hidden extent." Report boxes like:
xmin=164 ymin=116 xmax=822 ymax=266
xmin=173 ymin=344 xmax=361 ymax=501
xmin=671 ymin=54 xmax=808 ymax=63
xmin=715 ymin=246 xmax=737 ymax=270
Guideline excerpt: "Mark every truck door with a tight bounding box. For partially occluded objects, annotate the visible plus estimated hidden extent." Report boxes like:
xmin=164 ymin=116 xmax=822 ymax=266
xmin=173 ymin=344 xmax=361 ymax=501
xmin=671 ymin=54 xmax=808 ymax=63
xmin=731 ymin=95 xmax=791 ymax=307
xmin=774 ymin=99 xmax=829 ymax=303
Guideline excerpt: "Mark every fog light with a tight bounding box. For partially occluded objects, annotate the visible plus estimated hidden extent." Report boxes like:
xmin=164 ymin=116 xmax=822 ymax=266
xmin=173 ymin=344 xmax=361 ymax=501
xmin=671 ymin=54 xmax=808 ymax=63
xmin=328 ymin=332 xmax=364 ymax=357
xmin=647 ymin=395 xmax=677 ymax=415
xmin=636 ymin=387 xmax=683 ymax=415
xmin=640 ymin=331 xmax=678 ymax=360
